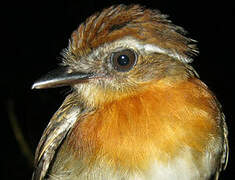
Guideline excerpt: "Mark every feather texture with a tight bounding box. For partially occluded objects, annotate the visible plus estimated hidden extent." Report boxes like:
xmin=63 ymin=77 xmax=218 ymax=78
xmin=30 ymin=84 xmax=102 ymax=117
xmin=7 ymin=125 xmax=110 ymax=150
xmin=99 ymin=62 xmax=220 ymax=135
xmin=32 ymin=4 xmax=228 ymax=180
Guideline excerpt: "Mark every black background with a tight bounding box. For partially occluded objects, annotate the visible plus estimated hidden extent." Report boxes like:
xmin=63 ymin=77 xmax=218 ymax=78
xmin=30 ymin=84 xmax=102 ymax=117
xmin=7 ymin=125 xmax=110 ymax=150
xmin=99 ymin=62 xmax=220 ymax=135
xmin=2 ymin=0 xmax=234 ymax=179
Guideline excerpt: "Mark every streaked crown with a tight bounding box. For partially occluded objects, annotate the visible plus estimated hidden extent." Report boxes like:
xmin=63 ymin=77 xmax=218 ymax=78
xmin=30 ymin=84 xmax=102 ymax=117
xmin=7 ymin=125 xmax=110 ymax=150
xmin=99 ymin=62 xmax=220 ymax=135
xmin=64 ymin=4 xmax=197 ymax=64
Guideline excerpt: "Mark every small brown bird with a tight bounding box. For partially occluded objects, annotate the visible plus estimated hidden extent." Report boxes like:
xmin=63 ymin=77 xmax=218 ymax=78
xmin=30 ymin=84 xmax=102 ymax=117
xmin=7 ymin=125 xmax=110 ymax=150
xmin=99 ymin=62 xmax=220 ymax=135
xmin=32 ymin=4 xmax=228 ymax=180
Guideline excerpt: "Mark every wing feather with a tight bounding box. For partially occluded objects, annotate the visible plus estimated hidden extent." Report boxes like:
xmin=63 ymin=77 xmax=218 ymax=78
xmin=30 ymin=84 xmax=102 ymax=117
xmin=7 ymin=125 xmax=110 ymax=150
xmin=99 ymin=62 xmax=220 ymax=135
xmin=32 ymin=93 xmax=85 ymax=180
xmin=214 ymin=112 xmax=229 ymax=180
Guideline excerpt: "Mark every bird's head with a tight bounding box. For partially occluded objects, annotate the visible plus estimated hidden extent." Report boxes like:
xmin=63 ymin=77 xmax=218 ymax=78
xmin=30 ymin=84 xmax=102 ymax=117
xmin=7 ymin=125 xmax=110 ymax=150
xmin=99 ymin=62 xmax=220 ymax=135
xmin=32 ymin=4 xmax=198 ymax=107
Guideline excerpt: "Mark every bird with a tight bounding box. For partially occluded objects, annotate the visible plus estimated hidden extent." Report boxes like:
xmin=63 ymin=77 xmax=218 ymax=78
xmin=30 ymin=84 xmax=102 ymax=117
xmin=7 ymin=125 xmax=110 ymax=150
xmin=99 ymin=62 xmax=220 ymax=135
xmin=31 ymin=4 xmax=228 ymax=180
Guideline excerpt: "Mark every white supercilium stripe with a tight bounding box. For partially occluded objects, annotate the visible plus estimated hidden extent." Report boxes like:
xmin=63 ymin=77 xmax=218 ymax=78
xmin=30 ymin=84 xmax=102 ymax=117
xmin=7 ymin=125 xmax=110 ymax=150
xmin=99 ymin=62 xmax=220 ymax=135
xmin=116 ymin=37 xmax=193 ymax=63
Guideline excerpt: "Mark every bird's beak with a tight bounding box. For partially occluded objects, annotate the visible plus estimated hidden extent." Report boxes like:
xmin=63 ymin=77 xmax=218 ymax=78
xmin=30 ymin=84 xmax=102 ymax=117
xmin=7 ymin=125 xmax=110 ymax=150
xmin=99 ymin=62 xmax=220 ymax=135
xmin=32 ymin=66 xmax=95 ymax=89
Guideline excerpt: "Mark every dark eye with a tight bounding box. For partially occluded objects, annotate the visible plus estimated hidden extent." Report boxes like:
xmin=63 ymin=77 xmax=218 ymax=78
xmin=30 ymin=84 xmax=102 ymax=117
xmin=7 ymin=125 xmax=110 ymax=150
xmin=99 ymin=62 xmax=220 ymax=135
xmin=111 ymin=49 xmax=137 ymax=72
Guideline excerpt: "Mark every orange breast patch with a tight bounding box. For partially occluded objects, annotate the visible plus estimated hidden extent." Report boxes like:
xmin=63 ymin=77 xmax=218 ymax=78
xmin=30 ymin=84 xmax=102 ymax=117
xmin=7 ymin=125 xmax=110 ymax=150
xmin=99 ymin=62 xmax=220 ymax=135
xmin=68 ymin=78 xmax=220 ymax=171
